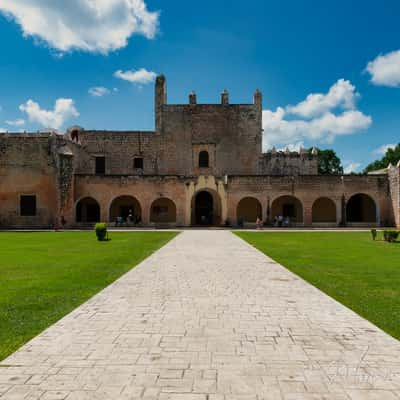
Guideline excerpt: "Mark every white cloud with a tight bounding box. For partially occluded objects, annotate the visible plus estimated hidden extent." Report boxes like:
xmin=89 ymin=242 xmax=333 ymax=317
xmin=263 ymin=80 xmax=372 ymax=150
xmin=344 ymin=162 xmax=361 ymax=174
xmin=5 ymin=119 xmax=25 ymax=127
xmin=373 ymin=143 xmax=396 ymax=155
xmin=366 ymin=50 xmax=400 ymax=87
xmin=114 ymin=68 xmax=157 ymax=85
xmin=88 ymin=86 xmax=110 ymax=97
xmin=286 ymin=79 xmax=358 ymax=118
xmin=0 ymin=128 xmax=6 ymax=133
xmin=0 ymin=0 xmax=159 ymax=54
xmin=19 ymin=98 xmax=79 ymax=129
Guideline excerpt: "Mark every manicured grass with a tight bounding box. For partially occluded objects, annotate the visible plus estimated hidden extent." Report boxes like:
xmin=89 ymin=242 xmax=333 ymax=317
xmin=0 ymin=231 xmax=177 ymax=361
xmin=235 ymin=231 xmax=400 ymax=339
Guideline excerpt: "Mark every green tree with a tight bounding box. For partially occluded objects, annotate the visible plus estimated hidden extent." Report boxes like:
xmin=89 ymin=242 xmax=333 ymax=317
xmin=308 ymin=148 xmax=344 ymax=175
xmin=364 ymin=144 xmax=400 ymax=173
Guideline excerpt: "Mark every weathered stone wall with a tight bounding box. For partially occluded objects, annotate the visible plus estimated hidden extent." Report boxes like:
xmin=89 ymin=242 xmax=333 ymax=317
xmin=0 ymin=77 xmax=396 ymax=229
xmin=259 ymin=152 xmax=318 ymax=175
xmin=388 ymin=165 xmax=400 ymax=227
xmin=0 ymin=133 xmax=58 ymax=227
xmin=70 ymin=173 xmax=392 ymax=227
xmin=226 ymin=174 xmax=392 ymax=226
xmin=155 ymin=76 xmax=263 ymax=176
xmin=75 ymin=130 xmax=159 ymax=175
xmin=57 ymin=76 xmax=316 ymax=178
xmin=73 ymin=175 xmax=188 ymax=226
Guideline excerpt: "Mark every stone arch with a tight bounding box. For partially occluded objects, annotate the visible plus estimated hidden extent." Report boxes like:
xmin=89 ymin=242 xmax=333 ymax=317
xmin=191 ymin=189 xmax=222 ymax=226
xmin=312 ymin=197 xmax=337 ymax=223
xmin=199 ymin=151 xmax=209 ymax=168
xmin=76 ymin=197 xmax=100 ymax=223
xmin=237 ymin=197 xmax=262 ymax=223
xmin=150 ymin=198 xmax=177 ymax=223
xmin=346 ymin=193 xmax=377 ymax=223
xmin=271 ymin=195 xmax=303 ymax=224
xmin=109 ymin=196 xmax=142 ymax=223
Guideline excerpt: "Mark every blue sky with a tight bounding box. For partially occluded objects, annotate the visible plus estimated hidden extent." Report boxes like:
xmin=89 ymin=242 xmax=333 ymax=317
xmin=1 ymin=0 xmax=400 ymax=172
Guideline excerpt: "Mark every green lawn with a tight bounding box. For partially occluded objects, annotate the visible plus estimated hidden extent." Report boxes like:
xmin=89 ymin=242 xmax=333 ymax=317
xmin=235 ymin=231 xmax=400 ymax=339
xmin=0 ymin=231 xmax=177 ymax=361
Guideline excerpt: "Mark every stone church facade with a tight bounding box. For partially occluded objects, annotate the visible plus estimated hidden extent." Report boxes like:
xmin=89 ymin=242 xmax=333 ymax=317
xmin=1 ymin=75 xmax=399 ymax=228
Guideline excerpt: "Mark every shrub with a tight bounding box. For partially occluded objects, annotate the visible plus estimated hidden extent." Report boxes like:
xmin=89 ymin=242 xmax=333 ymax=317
xmin=95 ymin=223 xmax=108 ymax=241
xmin=383 ymin=230 xmax=399 ymax=243
xmin=371 ymin=229 xmax=377 ymax=241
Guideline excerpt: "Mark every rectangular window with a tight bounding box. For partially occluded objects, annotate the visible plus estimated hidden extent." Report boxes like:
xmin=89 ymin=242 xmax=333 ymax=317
xmin=20 ymin=195 xmax=36 ymax=216
xmin=95 ymin=156 xmax=106 ymax=175
xmin=134 ymin=157 xmax=144 ymax=169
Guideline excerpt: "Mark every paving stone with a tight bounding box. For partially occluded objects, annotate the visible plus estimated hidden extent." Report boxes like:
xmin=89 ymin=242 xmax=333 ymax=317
xmin=1 ymin=231 xmax=400 ymax=399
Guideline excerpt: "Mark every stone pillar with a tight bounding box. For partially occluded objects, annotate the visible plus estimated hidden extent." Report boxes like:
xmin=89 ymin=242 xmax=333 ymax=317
xmin=303 ymin=200 xmax=312 ymax=226
xmin=254 ymin=89 xmax=262 ymax=110
xmin=340 ymin=194 xmax=347 ymax=226
xmin=221 ymin=89 xmax=229 ymax=105
xmin=336 ymin=199 xmax=342 ymax=226
xmin=100 ymin=202 xmax=108 ymax=223
xmin=189 ymin=91 xmax=197 ymax=105
xmin=265 ymin=197 xmax=271 ymax=224
xmin=141 ymin=206 xmax=150 ymax=225
xmin=56 ymin=149 xmax=75 ymax=227
xmin=253 ymin=89 xmax=263 ymax=158
xmin=388 ymin=163 xmax=400 ymax=227
xmin=155 ymin=75 xmax=167 ymax=133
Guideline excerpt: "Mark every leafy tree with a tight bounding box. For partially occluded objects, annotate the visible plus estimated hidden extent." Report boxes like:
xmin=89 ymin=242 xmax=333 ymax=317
xmin=308 ymin=148 xmax=344 ymax=175
xmin=364 ymin=144 xmax=400 ymax=173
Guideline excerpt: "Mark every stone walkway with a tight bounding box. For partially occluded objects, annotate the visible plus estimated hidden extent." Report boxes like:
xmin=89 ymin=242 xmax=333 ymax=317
xmin=1 ymin=231 xmax=400 ymax=400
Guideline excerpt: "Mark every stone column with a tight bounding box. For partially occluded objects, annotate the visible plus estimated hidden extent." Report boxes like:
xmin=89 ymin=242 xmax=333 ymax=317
xmin=221 ymin=89 xmax=229 ymax=105
xmin=155 ymin=75 xmax=167 ymax=133
xmin=388 ymin=163 xmax=400 ymax=227
xmin=303 ymin=200 xmax=313 ymax=226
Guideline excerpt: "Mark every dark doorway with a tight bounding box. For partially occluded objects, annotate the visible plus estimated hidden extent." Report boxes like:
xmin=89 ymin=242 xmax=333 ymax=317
xmin=76 ymin=197 xmax=101 ymax=223
xmin=95 ymin=156 xmax=106 ymax=175
xmin=346 ymin=194 xmax=377 ymax=223
xmin=282 ymin=203 xmax=296 ymax=219
xmin=195 ymin=191 xmax=214 ymax=225
xmin=198 ymin=151 xmax=209 ymax=168
xmin=20 ymin=195 xmax=37 ymax=216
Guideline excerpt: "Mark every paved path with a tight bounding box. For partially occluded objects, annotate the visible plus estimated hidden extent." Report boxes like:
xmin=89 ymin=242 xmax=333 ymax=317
xmin=1 ymin=231 xmax=400 ymax=400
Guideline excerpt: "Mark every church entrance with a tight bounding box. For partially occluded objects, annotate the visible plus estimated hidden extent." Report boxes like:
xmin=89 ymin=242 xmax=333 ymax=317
xmin=195 ymin=191 xmax=214 ymax=225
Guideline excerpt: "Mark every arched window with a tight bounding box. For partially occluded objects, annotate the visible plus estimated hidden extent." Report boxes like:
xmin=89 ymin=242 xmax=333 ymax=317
xmin=199 ymin=151 xmax=209 ymax=168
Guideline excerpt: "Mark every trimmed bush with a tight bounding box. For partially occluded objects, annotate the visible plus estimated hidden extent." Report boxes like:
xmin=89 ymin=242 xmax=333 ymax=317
xmin=383 ymin=230 xmax=399 ymax=243
xmin=95 ymin=223 xmax=108 ymax=241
